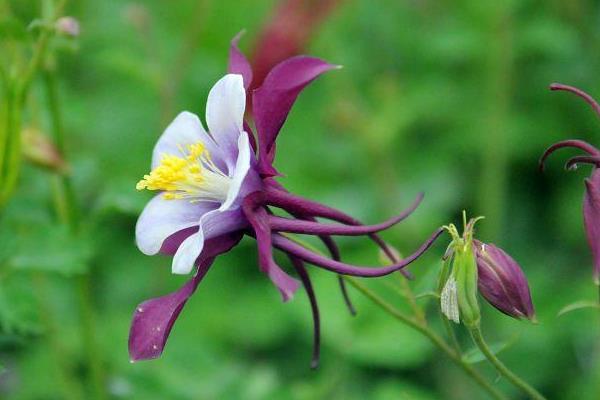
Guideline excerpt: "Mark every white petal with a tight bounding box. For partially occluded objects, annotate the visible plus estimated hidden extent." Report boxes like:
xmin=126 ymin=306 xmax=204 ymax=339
xmin=170 ymin=208 xmax=247 ymax=274
xmin=136 ymin=195 xmax=216 ymax=256
xmin=172 ymin=231 xmax=204 ymax=274
xmin=220 ymin=133 xmax=252 ymax=211
xmin=205 ymin=74 xmax=246 ymax=171
xmin=152 ymin=111 xmax=224 ymax=170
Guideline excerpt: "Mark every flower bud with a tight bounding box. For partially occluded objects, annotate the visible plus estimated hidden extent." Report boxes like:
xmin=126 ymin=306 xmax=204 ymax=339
xmin=55 ymin=17 xmax=80 ymax=37
xmin=22 ymin=127 xmax=68 ymax=173
xmin=474 ymin=240 xmax=536 ymax=321
xmin=440 ymin=218 xmax=481 ymax=328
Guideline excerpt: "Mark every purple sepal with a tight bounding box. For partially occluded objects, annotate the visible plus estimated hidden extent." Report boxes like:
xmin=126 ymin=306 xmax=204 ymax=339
xmin=252 ymin=56 xmax=338 ymax=176
xmin=584 ymin=169 xmax=600 ymax=284
xmin=128 ymin=232 xmax=243 ymax=362
xmin=474 ymin=241 xmax=535 ymax=320
xmin=242 ymin=192 xmax=300 ymax=301
xmin=228 ymin=31 xmax=253 ymax=90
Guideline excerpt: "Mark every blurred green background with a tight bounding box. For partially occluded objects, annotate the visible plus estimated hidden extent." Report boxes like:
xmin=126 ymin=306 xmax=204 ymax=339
xmin=2 ymin=0 xmax=600 ymax=399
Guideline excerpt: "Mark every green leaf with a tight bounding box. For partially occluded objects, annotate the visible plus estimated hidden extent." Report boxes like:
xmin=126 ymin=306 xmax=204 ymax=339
xmin=462 ymin=333 xmax=519 ymax=364
xmin=7 ymin=225 xmax=93 ymax=275
xmin=557 ymin=301 xmax=600 ymax=317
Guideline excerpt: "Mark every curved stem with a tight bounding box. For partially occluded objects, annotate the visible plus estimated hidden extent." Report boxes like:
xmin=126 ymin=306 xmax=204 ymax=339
xmin=345 ymin=277 xmax=507 ymax=400
xmin=469 ymin=327 xmax=546 ymax=400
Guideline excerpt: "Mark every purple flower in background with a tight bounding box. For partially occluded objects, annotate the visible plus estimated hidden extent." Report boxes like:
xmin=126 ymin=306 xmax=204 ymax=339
xmin=539 ymin=83 xmax=600 ymax=285
xmin=474 ymin=241 xmax=536 ymax=320
xmin=129 ymin=34 xmax=443 ymax=366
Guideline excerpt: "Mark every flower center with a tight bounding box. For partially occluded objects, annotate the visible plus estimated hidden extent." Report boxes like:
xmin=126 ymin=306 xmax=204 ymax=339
xmin=136 ymin=142 xmax=231 ymax=203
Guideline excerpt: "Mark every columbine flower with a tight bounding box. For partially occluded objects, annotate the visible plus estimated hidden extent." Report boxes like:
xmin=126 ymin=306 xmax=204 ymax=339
xmin=539 ymin=83 xmax=600 ymax=285
xmin=129 ymin=33 xmax=443 ymax=365
xmin=474 ymin=241 xmax=535 ymax=320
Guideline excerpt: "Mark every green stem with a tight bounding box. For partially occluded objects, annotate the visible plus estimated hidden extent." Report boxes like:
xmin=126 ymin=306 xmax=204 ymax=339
xmin=44 ymin=70 xmax=79 ymax=226
xmin=0 ymin=0 xmax=67 ymax=206
xmin=394 ymin=272 xmax=426 ymax=325
xmin=0 ymin=84 xmax=13 ymax=193
xmin=469 ymin=327 xmax=546 ymax=400
xmin=0 ymin=87 xmax=21 ymax=208
xmin=345 ymin=277 xmax=507 ymax=400
xmin=44 ymin=59 xmax=106 ymax=400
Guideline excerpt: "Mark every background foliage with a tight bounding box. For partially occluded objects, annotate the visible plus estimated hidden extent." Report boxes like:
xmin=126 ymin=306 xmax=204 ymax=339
xmin=2 ymin=0 xmax=600 ymax=399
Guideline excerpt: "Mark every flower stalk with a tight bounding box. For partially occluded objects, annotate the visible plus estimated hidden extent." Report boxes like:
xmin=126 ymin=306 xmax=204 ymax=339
xmin=343 ymin=276 xmax=507 ymax=400
xmin=469 ymin=327 xmax=546 ymax=400
xmin=42 ymin=29 xmax=107 ymax=400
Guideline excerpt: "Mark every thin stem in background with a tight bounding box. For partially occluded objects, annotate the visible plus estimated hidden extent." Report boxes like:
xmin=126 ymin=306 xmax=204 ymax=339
xmin=394 ymin=272 xmax=426 ymax=325
xmin=469 ymin=327 xmax=546 ymax=400
xmin=43 ymin=70 xmax=79 ymax=226
xmin=0 ymin=85 xmax=15 ymax=200
xmin=0 ymin=0 xmax=67 ymax=205
xmin=43 ymin=59 xmax=107 ymax=400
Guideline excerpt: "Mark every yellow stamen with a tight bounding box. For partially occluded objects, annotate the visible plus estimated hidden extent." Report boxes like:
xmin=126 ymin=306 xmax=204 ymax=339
xmin=136 ymin=142 xmax=230 ymax=202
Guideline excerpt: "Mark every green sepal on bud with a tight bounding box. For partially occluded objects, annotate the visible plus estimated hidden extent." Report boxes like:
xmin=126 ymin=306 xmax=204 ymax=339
xmin=439 ymin=214 xmax=482 ymax=329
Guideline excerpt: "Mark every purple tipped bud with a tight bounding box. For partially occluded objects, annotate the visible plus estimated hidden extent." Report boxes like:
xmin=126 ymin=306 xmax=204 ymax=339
xmin=473 ymin=240 xmax=535 ymax=320
xmin=584 ymin=169 xmax=600 ymax=285
xmin=55 ymin=17 xmax=80 ymax=37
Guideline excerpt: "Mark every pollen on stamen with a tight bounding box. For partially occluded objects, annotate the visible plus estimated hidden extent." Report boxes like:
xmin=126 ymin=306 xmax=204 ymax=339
xmin=136 ymin=140 xmax=231 ymax=203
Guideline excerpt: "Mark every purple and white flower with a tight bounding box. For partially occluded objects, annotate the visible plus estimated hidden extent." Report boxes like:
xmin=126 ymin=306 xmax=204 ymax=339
xmin=129 ymin=33 xmax=443 ymax=366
